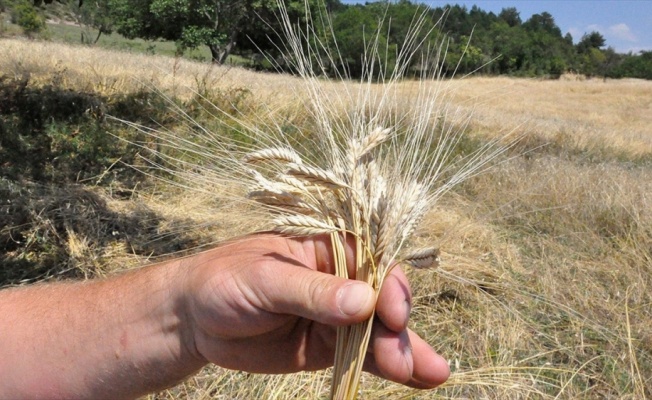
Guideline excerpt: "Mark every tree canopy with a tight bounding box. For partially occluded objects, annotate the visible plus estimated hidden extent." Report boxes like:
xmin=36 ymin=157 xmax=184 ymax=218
xmin=109 ymin=0 xmax=266 ymax=63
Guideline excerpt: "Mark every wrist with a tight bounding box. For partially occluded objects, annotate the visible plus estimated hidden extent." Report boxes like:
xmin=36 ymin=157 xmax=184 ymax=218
xmin=148 ymin=254 xmax=209 ymax=375
xmin=177 ymin=246 xmax=228 ymax=362
xmin=84 ymin=256 xmax=208 ymax=397
xmin=172 ymin=254 xmax=210 ymax=367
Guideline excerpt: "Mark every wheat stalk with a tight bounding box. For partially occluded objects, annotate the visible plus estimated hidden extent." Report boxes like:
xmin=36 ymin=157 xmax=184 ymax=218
xmin=114 ymin=1 xmax=520 ymax=398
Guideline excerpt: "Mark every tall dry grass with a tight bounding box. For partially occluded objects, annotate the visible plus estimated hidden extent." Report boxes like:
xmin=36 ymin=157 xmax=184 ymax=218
xmin=0 ymin=37 xmax=301 ymax=107
xmin=445 ymin=76 xmax=652 ymax=161
xmin=1 ymin=22 xmax=652 ymax=400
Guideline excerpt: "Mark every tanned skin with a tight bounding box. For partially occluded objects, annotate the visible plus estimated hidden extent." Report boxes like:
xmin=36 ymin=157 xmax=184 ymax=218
xmin=0 ymin=234 xmax=449 ymax=399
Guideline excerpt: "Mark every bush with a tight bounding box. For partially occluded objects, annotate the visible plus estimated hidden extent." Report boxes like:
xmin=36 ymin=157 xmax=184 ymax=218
xmin=10 ymin=0 xmax=45 ymax=37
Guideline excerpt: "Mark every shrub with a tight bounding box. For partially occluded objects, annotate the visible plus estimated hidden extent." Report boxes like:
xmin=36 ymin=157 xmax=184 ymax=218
xmin=10 ymin=0 xmax=45 ymax=37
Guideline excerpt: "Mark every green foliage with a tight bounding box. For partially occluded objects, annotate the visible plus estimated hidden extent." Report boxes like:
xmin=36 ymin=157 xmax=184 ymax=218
xmin=577 ymin=31 xmax=606 ymax=53
xmin=448 ymin=5 xmax=644 ymax=78
xmin=323 ymin=1 xmax=441 ymax=79
xmin=610 ymin=51 xmax=652 ymax=80
xmin=578 ymin=47 xmax=607 ymax=77
xmin=522 ymin=11 xmax=561 ymax=37
xmin=328 ymin=4 xmax=388 ymax=78
xmin=445 ymin=35 xmax=485 ymax=75
xmin=498 ymin=7 xmax=521 ymax=27
xmin=10 ymin=0 xmax=46 ymax=36
xmin=108 ymin=0 xmax=291 ymax=63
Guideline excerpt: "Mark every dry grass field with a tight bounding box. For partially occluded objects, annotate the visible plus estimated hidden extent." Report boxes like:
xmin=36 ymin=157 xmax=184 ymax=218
xmin=1 ymin=37 xmax=652 ymax=399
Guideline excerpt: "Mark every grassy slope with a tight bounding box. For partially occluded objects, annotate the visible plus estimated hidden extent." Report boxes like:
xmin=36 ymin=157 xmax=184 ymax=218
xmin=1 ymin=14 xmax=235 ymax=63
xmin=44 ymin=22 xmax=214 ymax=62
xmin=1 ymin=38 xmax=651 ymax=399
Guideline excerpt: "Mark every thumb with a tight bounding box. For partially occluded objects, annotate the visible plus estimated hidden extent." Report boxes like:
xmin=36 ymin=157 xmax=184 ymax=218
xmin=254 ymin=265 xmax=376 ymax=326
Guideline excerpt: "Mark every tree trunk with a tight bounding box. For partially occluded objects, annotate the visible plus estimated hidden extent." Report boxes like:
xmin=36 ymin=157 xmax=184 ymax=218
xmin=208 ymin=44 xmax=222 ymax=64
xmin=209 ymin=30 xmax=239 ymax=65
xmin=93 ymin=29 xmax=103 ymax=44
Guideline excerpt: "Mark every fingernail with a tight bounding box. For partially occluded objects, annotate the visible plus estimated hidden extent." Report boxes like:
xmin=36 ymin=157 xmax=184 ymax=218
xmin=338 ymin=282 xmax=373 ymax=316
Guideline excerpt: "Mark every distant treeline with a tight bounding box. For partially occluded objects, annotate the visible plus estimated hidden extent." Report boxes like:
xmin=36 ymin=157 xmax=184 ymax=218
xmin=5 ymin=0 xmax=652 ymax=79
xmin=316 ymin=2 xmax=651 ymax=79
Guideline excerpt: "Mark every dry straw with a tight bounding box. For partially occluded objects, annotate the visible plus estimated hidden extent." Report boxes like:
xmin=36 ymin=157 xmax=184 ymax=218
xmin=115 ymin=1 xmax=519 ymax=398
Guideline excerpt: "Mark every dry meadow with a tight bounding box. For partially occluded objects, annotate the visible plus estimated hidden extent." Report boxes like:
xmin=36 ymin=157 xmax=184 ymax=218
xmin=1 ymin=38 xmax=652 ymax=398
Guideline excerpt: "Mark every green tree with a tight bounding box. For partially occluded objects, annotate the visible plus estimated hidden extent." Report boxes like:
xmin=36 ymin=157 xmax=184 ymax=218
xmin=579 ymin=47 xmax=607 ymax=77
xmin=498 ymin=7 xmax=520 ymax=27
xmin=523 ymin=12 xmax=561 ymax=37
xmin=328 ymin=4 xmax=386 ymax=78
xmin=326 ymin=1 xmax=439 ymax=79
xmin=110 ymin=0 xmax=265 ymax=63
xmin=467 ymin=4 xmax=495 ymax=31
xmin=577 ymin=31 xmax=606 ymax=53
xmin=444 ymin=34 xmax=484 ymax=75
xmin=489 ymin=20 xmax=528 ymax=74
xmin=108 ymin=0 xmax=329 ymax=64
xmin=575 ymin=31 xmax=607 ymax=77
xmin=230 ymin=0 xmax=334 ymax=63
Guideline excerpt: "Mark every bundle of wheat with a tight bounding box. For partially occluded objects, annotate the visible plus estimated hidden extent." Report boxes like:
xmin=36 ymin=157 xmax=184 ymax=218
xmin=242 ymin=131 xmax=442 ymax=398
xmin=248 ymin=7 xmax=516 ymax=396
xmin=110 ymin=2 xmax=517 ymax=398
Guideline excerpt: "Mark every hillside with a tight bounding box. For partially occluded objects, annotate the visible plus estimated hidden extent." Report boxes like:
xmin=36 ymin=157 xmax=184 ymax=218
xmin=1 ymin=38 xmax=651 ymax=399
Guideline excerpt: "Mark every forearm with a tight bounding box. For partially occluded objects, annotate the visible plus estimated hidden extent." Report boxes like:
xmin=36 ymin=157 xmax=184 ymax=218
xmin=0 ymin=257 xmax=207 ymax=399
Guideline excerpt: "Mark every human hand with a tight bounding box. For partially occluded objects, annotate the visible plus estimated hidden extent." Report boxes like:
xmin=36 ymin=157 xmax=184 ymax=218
xmin=182 ymin=233 xmax=450 ymax=389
